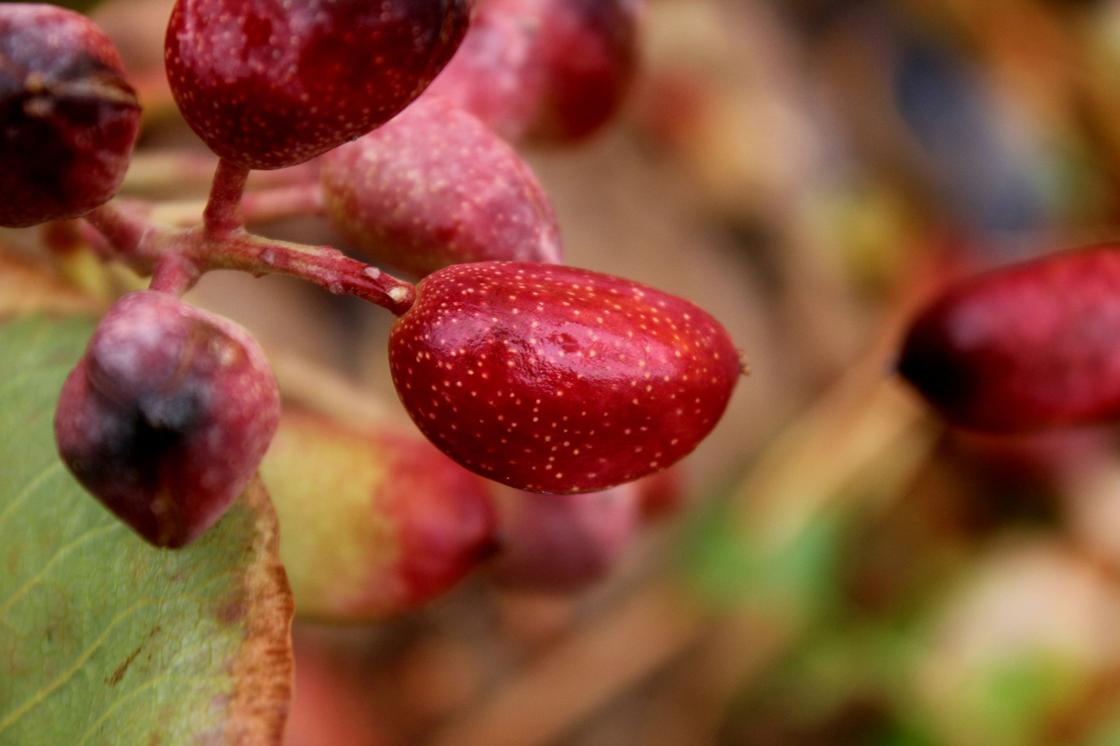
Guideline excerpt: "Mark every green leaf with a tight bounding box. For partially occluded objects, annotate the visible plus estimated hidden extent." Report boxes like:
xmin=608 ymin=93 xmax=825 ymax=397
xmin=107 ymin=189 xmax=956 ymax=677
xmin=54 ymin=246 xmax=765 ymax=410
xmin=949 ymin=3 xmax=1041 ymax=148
xmin=0 ymin=315 xmax=293 ymax=745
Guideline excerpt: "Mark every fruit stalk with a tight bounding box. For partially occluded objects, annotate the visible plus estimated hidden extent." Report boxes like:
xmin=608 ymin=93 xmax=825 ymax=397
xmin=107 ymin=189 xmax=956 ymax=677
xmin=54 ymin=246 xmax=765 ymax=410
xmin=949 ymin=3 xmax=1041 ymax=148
xmin=83 ymin=200 xmax=416 ymax=315
xmin=203 ymin=158 xmax=251 ymax=238
xmin=202 ymin=233 xmax=416 ymax=315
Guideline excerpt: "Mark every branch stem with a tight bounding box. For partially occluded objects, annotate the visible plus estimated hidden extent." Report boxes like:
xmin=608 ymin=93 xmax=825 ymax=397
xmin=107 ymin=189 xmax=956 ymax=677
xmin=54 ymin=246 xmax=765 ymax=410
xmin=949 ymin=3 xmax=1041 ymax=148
xmin=199 ymin=233 xmax=415 ymax=314
xmin=81 ymin=198 xmax=415 ymax=316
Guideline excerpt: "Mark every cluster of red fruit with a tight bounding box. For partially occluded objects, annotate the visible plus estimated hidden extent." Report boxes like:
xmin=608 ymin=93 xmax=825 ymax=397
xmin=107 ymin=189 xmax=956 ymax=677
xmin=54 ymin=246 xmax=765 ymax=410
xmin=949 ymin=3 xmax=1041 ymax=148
xmin=1 ymin=0 xmax=742 ymax=594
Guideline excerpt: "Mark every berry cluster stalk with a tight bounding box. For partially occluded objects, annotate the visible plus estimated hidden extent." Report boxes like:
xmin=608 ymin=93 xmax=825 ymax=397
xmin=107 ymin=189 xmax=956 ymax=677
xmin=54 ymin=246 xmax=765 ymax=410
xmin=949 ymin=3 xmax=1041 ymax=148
xmin=82 ymin=161 xmax=416 ymax=315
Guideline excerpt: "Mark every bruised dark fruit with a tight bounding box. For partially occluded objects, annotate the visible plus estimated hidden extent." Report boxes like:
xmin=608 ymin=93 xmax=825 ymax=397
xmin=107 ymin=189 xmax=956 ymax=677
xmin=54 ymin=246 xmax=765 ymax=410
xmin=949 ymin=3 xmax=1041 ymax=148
xmin=164 ymin=0 xmax=470 ymax=169
xmin=898 ymin=245 xmax=1120 ymax=433
xmin=0 ymin=4 xmax=141 ymax=228
xmin=55 ymin=291 xmax=280 ymax=548
xmin=321 ymin=97 xmax=562 ymax=278
xmin=389 ymin=262 xmax=743 ymax=493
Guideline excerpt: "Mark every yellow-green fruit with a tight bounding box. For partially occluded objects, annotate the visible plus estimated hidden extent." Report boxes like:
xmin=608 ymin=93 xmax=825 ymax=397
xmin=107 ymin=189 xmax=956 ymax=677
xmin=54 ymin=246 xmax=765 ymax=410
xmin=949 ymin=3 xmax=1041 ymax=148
xmin=260 ymin=410 xmax=496 ymax=621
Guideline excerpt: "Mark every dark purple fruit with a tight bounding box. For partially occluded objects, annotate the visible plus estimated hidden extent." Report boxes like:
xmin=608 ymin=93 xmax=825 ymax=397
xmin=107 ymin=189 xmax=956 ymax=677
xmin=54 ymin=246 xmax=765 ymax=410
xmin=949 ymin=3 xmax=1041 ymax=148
xmin=55 ymin=291 xmax=280 ymax=547
xmin=0 ymin=4 xmax=141 ymax=228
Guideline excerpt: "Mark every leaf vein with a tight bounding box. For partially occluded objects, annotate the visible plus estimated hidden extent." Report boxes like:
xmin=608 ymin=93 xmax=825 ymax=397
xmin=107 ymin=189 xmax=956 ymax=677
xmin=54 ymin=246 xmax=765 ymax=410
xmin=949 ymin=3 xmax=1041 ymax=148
xmin=0 ymin=600 xmax=152 ymax=735
xmin=0 ymin=522 xmax=122 ymax=619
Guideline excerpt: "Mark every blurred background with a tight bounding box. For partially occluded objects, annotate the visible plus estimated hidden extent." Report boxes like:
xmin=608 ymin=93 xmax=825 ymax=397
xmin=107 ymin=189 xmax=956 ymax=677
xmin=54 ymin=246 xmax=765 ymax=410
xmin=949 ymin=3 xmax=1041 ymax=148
xmin=18 ymin=0 xmax=1120 ymax=743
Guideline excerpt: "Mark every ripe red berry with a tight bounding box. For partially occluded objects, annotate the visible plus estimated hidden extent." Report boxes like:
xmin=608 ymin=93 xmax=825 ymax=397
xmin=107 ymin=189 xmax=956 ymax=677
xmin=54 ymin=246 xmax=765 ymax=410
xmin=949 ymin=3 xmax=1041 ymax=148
xmin=164 ymin=0 xmax=470 ymax=170
xmin=526 ymin=0 xmax=644 ymax=144
xmin=55 ymin=291 xmax=280 ymax=548
xmin=0 ymin=4 xmax=141 ymax=228
xmin=898 ymin=246 xmax=1120 ymax=433
xmin=424 ymin=0 xmax=546 ymax=141
xmin=491 ymin=485 xmax=638 ymax=592
xmin=389 ymin=262 xmax=742 ymax=493
xmin=320 ymin=97 xmax=562 ymax=278
xmin=260 ymin=410 xmax=496 ymax=620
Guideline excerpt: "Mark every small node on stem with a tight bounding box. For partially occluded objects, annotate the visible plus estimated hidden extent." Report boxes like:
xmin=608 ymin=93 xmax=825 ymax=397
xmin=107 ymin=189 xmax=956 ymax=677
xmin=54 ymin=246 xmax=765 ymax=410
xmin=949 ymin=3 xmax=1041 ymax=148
xmin=149 ymin=253 xmax=200 ymax=297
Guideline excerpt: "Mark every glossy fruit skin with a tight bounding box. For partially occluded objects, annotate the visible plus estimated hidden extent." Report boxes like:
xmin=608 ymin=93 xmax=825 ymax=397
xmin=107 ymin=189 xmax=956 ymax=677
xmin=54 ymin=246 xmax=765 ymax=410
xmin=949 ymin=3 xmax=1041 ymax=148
xmin=55 ymin=291 xmax=280 ymax=548
xmin=164 ymin=0 xmax=470 ymax=170
xmin=526 ymin=0 xmax=644 ymax=144
xmin=492 ymin=484 xmax=638 ymax=592
xmin=0 ymin=4 xmax=141 ymax=228
xmin=389 ymin=262 xmax=742 ymax=493
xmin=898 ymin=246 xmax=1120 ymax=433
xmin=321 ymin=97 xmax=562 ymax=278
xmin=424 ymin=0 xmax=546 ymax=141
xmin=260 ymin=410 xmax=496 ymax=621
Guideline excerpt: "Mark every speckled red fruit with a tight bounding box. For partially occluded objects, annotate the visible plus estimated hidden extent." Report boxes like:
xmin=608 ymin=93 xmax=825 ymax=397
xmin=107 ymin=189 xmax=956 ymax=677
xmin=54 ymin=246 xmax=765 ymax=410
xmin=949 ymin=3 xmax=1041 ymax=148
xmin=526 ymin=0 xmax=645 ymax=144
xmin=321 ymin=97 xmax=561 ymax=278
xmin=55 ymin=291 xmax=280 ymax=548
xmin=164 ymin=0 xmax=470 ymax=170
xmin=898 ymin=246 xmax=1120 ymax=433
xmin=424 ymin=0 xmax=547 ymax=141
xmin=389 ymin=262 xmax=743 ymax=493
xmin=492 ymin=484 xmax=638 ymax=592
xmin=0 ymin=4 xmax=141 ymax=228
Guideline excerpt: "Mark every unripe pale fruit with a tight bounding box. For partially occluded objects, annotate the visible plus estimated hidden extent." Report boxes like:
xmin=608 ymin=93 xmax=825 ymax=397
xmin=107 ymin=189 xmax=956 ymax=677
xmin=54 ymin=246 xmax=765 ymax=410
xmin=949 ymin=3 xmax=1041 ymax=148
xmin=260 ymin=411 xmax=496 ymax=621
xmin=491 ymin=485 xmax=638 ymax=592
xmin=389 ymin=262 xmax=743 ymax=493
xmin=55 ymin=291 xmax=280 ymax=548
xmin=898 ymin=246 xmax=1120 ymax=433
xmin=0 ymin=4 xmax=141 ymax=228
xmin=526 ymin=0 xmax=644 ymax=144
xmin=321 ymin=97 xmax=561 ymax=278
xmin=164 ymin=0 xmax=470 ymax=169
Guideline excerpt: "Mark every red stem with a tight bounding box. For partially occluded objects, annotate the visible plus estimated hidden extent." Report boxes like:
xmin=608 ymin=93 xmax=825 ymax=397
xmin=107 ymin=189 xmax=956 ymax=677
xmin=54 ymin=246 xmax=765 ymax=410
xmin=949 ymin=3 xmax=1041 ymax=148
xmin=203 ymin=158 xmax=250 ymax=238
xmin=83 ymin=202 xmax=160 ymax=269
xmin=149 ymin=253 xmax=201 ymax=296
xmin=82 ymin=200 xmax=416 ymax=316
xmin=202 ymin=233 xmax=415 ymax=315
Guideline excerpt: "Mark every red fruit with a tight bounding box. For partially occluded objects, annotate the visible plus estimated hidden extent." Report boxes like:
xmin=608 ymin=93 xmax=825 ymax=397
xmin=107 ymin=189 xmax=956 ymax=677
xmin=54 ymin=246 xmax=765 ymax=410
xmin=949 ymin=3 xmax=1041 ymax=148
xmin=898 ymin=246 xmax=1120 ymax=433
xmin=492 ymin=484 xmax=638 ymax=592
xmin=526 ymin=0 xmax=645 ymax=144
xmin=635 ymin=466 xmax=685 ymax=522
xmin=389 ymin=262 xmax=742 ymax=493
xmin=320 ymin=97 xmax=562 ymax=278
xmin=164 ymin=0 xmax=470 ymax=170
xmin=424 ymin=0 xmax=546 ymax=141
xmin=260 ymin=411 xmax=496 ymax=621
xmin=0 ymin=4 xmax=141 ymax=228
xmin=55 ymin=291 xmax=280 ymax=548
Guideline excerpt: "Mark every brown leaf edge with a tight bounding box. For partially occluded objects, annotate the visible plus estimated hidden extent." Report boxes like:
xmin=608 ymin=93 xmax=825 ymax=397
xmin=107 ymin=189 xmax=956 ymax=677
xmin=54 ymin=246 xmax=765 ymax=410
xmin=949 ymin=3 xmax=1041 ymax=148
xmin=223 ymin=477 xmax=295 ymax=745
